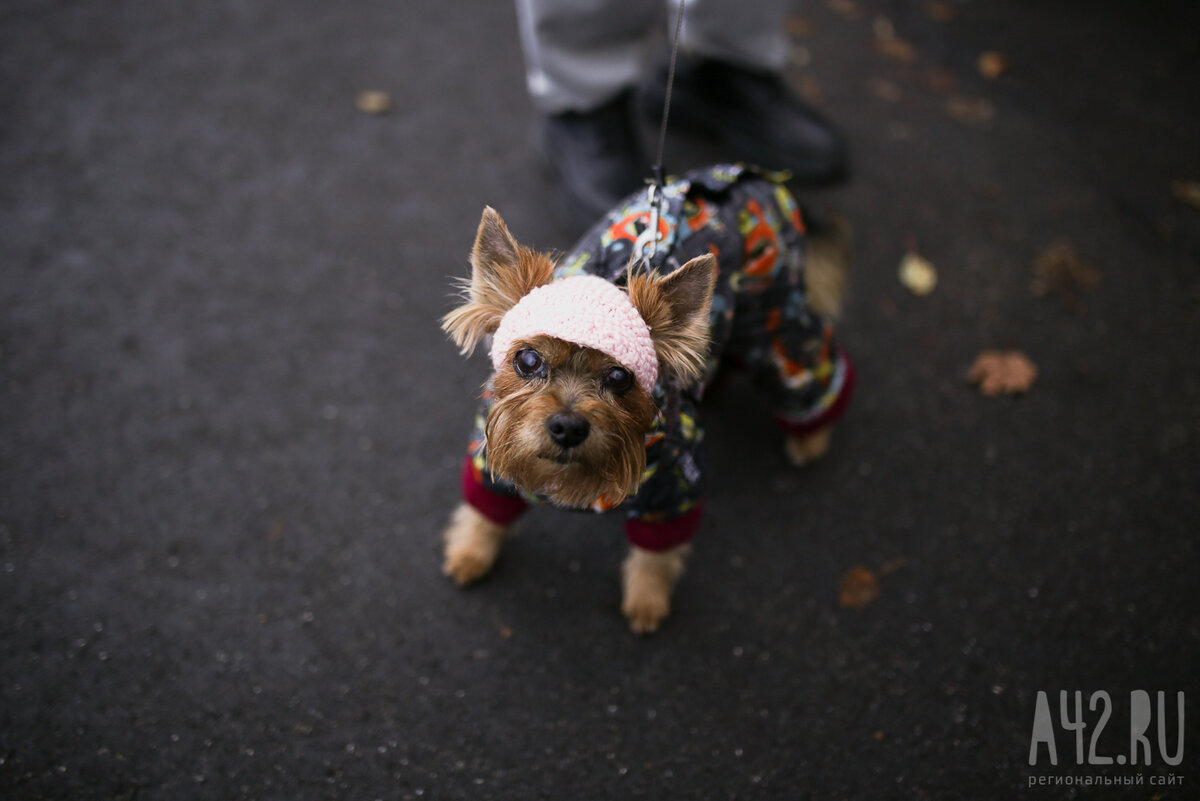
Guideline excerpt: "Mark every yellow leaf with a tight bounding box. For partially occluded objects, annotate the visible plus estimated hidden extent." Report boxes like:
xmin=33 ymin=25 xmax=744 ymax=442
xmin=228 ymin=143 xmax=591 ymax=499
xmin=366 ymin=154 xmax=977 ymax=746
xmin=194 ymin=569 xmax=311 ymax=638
xmin=355 ymin=90 xmax=392 ymax=115
xmin=899 ymin=252 xmax=937 ymax=295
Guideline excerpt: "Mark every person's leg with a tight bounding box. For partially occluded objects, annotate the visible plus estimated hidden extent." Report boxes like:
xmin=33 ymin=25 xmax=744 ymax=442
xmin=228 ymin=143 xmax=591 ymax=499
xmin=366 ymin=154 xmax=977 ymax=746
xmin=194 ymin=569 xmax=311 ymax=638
xmin=515 ymin=0 xmax=662 ymax=230
xmin=678 ymin=0 xmax=792 ymax=74
xmin=516 ymin=0 xmax=662 ymax=115
xmin=646 ymin=0 xmax=849 ymax=184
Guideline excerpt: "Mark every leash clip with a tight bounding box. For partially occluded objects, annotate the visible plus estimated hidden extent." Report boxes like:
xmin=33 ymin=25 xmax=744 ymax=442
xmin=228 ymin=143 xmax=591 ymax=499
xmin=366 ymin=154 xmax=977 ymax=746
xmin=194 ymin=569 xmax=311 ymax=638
xmin=634 ymin=182 xmax=665 ymax=263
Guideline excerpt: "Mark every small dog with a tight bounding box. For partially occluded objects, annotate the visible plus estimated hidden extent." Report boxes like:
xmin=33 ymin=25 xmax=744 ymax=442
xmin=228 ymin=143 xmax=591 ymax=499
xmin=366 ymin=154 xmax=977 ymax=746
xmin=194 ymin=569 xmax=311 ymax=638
xmin=440 ymin=164 xmax=853 ymax=633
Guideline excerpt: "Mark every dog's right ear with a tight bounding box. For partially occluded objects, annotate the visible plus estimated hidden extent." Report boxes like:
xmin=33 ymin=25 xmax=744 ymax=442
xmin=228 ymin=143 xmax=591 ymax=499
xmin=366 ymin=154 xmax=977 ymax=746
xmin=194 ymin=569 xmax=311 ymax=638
xmin=442 ymin=207 xmax=554 ymax=354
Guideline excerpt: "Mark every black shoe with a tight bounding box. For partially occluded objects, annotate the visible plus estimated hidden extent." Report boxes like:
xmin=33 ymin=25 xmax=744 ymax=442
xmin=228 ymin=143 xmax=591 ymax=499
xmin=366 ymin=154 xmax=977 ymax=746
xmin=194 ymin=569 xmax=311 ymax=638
xmin=643 ymin=55 xmax=849 ymax=184
xmin=539 ymin=91 xmax=648 ymax=232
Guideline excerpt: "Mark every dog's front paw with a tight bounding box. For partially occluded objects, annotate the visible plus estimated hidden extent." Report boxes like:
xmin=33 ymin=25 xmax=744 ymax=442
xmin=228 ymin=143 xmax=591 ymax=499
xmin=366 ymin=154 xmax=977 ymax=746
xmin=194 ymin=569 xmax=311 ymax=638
xmin=622 ymin=586 xmax=670 ymax=635
xmin=443 ymin=545 xmax=497 ymax=586
xmin=785 ymin=426 xmax=833 ymax=467
xmin=621 ymin=545 xmax=688 ymax=635
xmin=441 ymin=503 xmax=507 ymax=586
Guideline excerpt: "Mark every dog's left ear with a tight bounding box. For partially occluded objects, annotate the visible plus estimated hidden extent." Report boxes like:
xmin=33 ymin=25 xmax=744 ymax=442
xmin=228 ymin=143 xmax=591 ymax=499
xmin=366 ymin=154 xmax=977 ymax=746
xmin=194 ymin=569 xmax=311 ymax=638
xmin=627 ymin=254 xmax=717 ymax=384
xmin=442 ymin=207 xmax=555 ymax=354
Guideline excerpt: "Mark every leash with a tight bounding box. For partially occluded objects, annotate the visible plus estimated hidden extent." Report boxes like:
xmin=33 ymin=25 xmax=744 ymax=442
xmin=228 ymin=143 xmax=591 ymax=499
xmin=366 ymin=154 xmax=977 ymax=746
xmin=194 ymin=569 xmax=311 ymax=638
xmin=634 ymin=0 xmax=687 ymax=264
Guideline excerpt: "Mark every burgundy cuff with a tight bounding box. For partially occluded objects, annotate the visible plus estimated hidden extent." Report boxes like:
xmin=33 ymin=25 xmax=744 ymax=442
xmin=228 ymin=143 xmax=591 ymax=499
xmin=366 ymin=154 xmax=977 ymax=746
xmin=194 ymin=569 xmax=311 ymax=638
xmin=775 ymin=355 xmax=856 ymax=437
xmin=624 ymin=501 xmax=704 ymax=552
xmin=461 ymin=456 xmax=528 ymax=526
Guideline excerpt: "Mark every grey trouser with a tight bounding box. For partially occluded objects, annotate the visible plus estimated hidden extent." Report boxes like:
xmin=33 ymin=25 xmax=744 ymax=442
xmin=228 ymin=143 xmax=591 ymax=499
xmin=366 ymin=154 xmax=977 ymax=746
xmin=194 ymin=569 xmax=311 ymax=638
xmin=516 ymin=0 xmax=796 ymax=114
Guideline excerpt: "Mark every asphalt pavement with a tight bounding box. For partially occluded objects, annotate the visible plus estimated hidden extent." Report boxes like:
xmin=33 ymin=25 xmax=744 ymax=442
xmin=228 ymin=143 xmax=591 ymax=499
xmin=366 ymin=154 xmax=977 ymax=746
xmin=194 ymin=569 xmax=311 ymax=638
xmin=2 ymin=1 xmax=1198 ymax=799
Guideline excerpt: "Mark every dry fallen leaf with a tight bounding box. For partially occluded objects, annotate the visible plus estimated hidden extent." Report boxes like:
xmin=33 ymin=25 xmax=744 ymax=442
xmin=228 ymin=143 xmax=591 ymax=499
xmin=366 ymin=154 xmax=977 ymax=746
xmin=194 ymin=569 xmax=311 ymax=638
xmin=868 ymin=77 xmax=903 ymax=103
xmin=826 ymin=0 xmax=863 ymax=20
xmin=838 ymin=566 xmax=880 ymax=610
xmin=977 ymin=51 xmax=1009 ymax=79
xmin=946 ymin=95 xmax=996 ymax=126
xmin=899 ymin=252 xmax=938 ymax=295
xmin=877 ymin=36 xmax=919 ymax=63
xmin=785 ymin=15 xmax=813 ymax=38
xmin=967 ymin=350 xmax=1038 ymax=396
xmin=924 ymin=66 xmax=959 ymax=94
xmin=1171 ymin=180 xmax=1200 ymax=210
xmin=355 ymin=90 xmax=392 ymax=115
xmin=1031 ymin=241 xmax=1099 ymax=298
xmin=796 ymin=74 xmax=823 ymax=104
xmin=923 ymin=1 xmax=957 ymax=21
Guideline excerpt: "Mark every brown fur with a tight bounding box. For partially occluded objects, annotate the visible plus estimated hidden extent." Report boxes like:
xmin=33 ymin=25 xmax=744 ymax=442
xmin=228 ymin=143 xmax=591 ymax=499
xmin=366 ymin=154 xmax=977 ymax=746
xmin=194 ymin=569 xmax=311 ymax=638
xmin=625 ymin=254 xmax=717 ymax=385
xmin=803 ymin=214 xmax=851 ymax=320
xmin=485 ymin=335 xmax=658 ymax=509
xmin=441 ymin=207 xmax=556 ymax=354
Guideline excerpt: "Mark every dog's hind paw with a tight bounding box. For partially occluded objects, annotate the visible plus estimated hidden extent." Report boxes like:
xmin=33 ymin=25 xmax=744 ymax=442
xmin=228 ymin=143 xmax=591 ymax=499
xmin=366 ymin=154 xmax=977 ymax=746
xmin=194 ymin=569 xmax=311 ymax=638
xmin=785 ymin=426 xmax=833 ymax=467
xmin=443 ymin=546 xmax=497 ymax=586
xmin=622 ymin=590 xmax=670 ymax=635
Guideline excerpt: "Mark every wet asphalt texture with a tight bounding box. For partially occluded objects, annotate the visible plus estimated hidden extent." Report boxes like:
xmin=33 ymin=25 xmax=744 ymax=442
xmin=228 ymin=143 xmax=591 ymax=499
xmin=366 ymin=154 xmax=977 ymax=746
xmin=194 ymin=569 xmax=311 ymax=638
xmin=2 ymin=1 xmax=1199 ymax=799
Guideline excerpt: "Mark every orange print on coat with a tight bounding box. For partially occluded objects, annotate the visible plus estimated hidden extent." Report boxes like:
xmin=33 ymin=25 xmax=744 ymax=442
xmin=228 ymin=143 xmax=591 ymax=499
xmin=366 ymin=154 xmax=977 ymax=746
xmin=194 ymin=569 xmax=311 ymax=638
xmin=771 ymin=337 xmax=810 ymax=380
xmin=686 ymin=198 xmax=714 ymax=232
xmin=592 ymin=494 xmax=620 ymax=512
xmin=741 ymin=200 xmax=779 ymax=277
xmin=608 ymin=211 xmax=669 ymax=246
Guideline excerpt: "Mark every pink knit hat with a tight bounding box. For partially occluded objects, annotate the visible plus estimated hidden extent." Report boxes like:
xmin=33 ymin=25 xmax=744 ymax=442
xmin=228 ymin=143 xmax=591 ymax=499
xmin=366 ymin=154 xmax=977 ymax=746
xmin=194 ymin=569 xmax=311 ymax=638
xmin=490 ymin=275 xmax=659 ymax=391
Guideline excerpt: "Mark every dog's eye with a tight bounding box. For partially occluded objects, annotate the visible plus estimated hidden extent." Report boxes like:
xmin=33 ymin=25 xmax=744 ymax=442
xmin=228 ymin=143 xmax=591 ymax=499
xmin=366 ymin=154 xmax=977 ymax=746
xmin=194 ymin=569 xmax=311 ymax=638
xmin=513 ymin=348 xmax=545 ymax=378
xmin=603 ymin=366 xmax=633 ymax=394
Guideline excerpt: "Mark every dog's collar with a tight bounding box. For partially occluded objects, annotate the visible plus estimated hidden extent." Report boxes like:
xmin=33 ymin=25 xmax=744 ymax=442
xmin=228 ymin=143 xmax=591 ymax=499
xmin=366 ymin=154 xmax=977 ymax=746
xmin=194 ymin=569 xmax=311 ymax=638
xmin=489 ymin=275 xmax=659 ymax=391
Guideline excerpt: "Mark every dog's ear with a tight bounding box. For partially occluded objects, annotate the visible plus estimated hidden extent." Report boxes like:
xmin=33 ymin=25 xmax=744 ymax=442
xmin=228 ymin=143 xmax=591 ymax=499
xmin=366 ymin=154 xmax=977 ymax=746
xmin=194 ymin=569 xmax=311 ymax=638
xmin=442 ymin=207 xmax=555 ymax=354
xmin=627 ymin=254 xmax=717 ymax=384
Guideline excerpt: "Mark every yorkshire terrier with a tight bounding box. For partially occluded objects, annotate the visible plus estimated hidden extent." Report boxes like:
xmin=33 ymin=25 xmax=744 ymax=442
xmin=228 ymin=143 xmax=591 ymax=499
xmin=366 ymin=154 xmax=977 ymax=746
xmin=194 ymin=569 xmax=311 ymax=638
xmin=440 ymin=164 xmax=854 ymax=634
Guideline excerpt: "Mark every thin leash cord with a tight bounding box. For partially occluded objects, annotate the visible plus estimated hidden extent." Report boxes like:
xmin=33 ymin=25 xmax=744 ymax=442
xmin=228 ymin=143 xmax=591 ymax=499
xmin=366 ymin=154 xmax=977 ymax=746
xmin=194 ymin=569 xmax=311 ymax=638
xmin=636 ymin=0 xmax=687 ymax=264
xmin=652 ymin=0 xmax=687 ymax=187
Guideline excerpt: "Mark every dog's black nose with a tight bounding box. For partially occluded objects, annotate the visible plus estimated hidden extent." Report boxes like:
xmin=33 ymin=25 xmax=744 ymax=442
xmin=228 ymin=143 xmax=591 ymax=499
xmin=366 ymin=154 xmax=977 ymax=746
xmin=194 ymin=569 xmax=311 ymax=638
xmin=546 ymin=412 xmax=590 ymax=449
